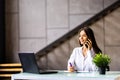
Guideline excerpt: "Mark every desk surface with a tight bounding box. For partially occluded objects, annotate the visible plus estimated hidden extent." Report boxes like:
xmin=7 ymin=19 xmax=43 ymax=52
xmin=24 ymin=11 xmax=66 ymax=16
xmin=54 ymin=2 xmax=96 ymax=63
xmin=11 ymin=71 xmax=120 ymax=80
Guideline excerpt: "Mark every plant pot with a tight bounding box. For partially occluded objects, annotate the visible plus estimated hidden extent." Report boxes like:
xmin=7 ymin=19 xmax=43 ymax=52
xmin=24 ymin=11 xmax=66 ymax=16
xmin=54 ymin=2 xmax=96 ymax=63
xmin=99 ymin=67 xmax=106 ymax=75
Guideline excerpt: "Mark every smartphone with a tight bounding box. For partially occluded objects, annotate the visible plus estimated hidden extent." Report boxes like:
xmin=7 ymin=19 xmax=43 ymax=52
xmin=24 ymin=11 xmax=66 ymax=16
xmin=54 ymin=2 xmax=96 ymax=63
xmin=85 ymin=39 xmax=89 ymax=48
xmin=85 ymin=43 xmax=88 ymax=48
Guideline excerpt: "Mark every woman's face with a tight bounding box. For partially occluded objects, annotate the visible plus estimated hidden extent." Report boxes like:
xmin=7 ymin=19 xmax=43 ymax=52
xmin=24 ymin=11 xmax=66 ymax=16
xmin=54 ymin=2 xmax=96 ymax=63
xmin=79 ymin=30 xmax=88 ymax=45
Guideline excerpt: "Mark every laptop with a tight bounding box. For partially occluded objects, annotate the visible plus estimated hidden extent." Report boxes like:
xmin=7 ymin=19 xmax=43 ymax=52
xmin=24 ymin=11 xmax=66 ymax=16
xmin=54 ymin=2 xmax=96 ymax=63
xmin=18 ymin=53 xmax=58 ymax=74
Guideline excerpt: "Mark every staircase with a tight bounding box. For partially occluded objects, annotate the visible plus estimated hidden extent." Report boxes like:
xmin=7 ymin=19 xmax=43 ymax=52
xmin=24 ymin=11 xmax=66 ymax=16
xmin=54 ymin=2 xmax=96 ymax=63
xmin=36 ymin=0 xmax=120 ymax=57
xmin=0 ymin=63 xmax=22 ymax=79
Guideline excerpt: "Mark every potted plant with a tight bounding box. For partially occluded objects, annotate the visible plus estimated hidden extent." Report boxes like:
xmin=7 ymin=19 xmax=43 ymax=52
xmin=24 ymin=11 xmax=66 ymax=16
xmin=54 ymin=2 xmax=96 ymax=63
xmin=93 ymin=53 xmax=111 ymax=74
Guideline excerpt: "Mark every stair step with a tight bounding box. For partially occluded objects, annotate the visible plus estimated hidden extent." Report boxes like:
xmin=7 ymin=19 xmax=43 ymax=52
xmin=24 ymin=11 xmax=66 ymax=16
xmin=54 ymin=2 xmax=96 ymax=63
xmin=0 ymin=63 xmax=21 ymax=67
xmin=0 ymin=74 xmax=11 ymax=77
xmin=0 ymin=68 xmax=22 ymax=72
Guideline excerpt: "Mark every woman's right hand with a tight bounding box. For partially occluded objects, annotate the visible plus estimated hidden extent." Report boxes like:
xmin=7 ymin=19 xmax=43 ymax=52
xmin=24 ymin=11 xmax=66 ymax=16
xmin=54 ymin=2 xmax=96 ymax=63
xmin=68 ymin=66 xmax=74 ymax=72
xmin=84 ymin=39 xmax=92 ymax=50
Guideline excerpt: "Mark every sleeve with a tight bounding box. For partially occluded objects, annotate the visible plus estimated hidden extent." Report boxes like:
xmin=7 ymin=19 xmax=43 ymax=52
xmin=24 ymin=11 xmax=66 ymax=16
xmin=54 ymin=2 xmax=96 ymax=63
xmin=87 ymin=49 xmax=97 ymax=71
xmin=87 ymin=48 xmax=95 ymax=58
xmin=67 ymin=48 xmax=76 ymax=68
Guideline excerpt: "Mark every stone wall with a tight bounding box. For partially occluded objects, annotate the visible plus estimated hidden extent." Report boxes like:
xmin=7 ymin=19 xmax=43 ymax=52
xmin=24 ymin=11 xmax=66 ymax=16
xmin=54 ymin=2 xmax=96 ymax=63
xmin=5 ymin=0 xmax=119 ymax=70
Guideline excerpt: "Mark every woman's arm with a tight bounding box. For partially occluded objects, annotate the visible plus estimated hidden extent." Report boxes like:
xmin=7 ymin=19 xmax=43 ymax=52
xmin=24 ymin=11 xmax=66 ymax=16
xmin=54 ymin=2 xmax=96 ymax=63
xmin=67 ymin=48 xmax=77 ymax=72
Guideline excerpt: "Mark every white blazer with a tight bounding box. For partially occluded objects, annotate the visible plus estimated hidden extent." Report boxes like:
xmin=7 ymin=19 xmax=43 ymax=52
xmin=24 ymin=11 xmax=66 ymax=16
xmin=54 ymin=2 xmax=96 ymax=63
xmin=68 ymin=47 xmax=97 ymax=71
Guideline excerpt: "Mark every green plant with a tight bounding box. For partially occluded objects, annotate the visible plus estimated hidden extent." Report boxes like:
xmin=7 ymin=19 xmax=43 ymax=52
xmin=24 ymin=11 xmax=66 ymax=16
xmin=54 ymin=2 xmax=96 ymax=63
xmin=93 ymin=53 xmax=111 ymax=67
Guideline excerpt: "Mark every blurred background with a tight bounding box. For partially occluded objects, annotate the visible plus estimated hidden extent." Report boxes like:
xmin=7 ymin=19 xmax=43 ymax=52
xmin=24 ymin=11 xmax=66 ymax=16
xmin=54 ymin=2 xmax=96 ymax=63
xmin=1 ymin=0 xmax=120 ymax=72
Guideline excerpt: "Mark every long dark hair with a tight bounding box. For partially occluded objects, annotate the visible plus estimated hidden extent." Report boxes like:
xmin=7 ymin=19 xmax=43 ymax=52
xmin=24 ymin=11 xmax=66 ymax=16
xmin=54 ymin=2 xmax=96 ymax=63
xmin=79 ymin=27 xmax=102 ymax=54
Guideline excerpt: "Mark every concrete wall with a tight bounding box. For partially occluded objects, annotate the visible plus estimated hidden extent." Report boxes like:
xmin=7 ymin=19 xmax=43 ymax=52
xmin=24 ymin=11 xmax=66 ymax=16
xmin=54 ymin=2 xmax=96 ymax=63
xmin=5 ymin=0 xmax=120 ymax=70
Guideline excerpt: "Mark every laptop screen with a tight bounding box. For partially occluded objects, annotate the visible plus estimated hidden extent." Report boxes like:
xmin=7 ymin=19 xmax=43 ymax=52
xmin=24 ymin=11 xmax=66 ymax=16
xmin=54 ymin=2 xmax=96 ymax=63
xmin=19 ymin=53 xmax=39 ymax=74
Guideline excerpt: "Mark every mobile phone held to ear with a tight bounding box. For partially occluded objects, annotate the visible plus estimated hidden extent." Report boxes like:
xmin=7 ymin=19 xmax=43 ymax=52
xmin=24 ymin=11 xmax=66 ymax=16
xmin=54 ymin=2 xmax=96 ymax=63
xmin=85 ymin=43 xmax=88 ymax=48
xmin=85 ymin=39 xmax=89 ymax=48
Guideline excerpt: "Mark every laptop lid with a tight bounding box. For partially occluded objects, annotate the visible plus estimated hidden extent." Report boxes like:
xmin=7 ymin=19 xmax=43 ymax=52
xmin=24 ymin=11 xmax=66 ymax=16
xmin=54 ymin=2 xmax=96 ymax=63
xmin=18 ymin=53 xmax=39 ymax=74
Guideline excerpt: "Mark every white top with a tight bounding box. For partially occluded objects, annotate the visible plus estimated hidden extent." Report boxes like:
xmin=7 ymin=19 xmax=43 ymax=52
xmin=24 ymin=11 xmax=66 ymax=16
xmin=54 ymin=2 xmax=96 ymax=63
xmin=68 ymin=47 xmax=96 ymax=71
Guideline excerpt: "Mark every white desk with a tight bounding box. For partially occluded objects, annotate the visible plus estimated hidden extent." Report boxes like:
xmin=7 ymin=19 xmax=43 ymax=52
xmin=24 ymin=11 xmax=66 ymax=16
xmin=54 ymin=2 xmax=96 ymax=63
xmin=11 ymin=71 xmax=120 ymax=80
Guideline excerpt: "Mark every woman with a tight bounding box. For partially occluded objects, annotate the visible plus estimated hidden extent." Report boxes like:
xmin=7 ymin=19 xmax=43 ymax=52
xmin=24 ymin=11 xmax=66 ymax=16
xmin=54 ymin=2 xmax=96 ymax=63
xmin=67 ymin=27 xmax=101 ymax=72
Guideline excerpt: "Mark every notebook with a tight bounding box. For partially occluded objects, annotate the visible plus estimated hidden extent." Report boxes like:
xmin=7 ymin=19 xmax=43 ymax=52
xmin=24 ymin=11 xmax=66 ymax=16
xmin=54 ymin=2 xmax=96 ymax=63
xmin=18 ymin=53 xmax=58 ymax=74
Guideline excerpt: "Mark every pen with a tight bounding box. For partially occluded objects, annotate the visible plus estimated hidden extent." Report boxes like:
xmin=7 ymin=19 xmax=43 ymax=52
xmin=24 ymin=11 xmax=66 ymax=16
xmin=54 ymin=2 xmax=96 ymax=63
xmin=69 ymin=62 xmax=72 ymax=67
